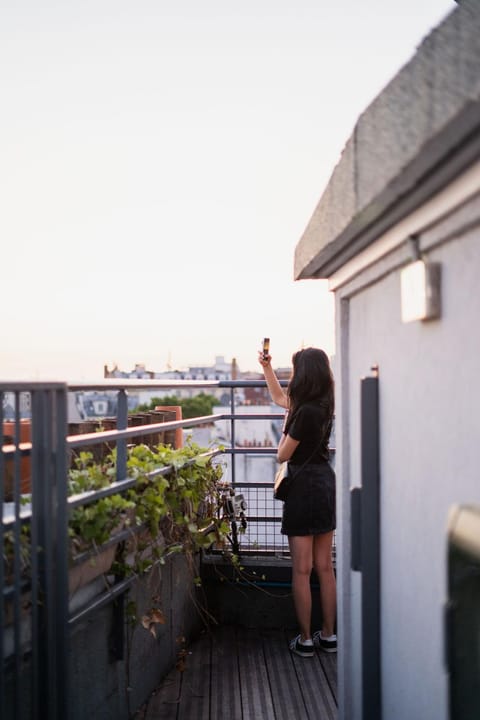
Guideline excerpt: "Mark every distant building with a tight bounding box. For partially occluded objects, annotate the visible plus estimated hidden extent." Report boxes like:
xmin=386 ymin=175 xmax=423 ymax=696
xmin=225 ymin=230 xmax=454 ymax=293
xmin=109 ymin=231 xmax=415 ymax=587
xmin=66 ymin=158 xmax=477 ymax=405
xmin=74 ymin=357 xmax=294 ymax=421
xmin=241 ymin=371 xmax=271 ymax=405
xmin=105 ymin=356 xmax=233 ymax=382
xmin=102 ymin=356 xmax=236 ymax=408
xmin=71 ymin=390 xmax=138 ymax=421
xmin=2 ymin=392 xmax=31 ymax=421
xmin=73 ymin=391 xmax=120 ymax=419
xmin=102 ymin=357 xmax=292 ymax=409
xmin=104 ymin=363 xmax=154 ymax=379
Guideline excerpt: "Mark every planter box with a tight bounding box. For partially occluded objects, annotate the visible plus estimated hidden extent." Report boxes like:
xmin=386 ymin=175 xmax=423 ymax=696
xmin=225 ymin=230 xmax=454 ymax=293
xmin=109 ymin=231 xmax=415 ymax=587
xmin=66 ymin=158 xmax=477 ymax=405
xmin=68 ymin=545 xmax=118 ymax=596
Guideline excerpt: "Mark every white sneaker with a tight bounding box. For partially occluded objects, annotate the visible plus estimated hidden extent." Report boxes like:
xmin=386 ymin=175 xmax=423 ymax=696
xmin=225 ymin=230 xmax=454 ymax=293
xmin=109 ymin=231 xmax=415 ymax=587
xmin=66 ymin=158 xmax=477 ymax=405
xmin=313 ymin=630 xmax=337 ymax=653
xmin=289 ymin=634 xmax=314 ymax=658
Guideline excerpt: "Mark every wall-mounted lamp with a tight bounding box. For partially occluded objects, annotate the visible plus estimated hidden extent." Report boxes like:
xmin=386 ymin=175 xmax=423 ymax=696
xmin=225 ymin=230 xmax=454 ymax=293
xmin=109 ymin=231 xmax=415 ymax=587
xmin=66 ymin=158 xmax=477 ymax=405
xmin=400 ymin=237 xmax=441 ymax=322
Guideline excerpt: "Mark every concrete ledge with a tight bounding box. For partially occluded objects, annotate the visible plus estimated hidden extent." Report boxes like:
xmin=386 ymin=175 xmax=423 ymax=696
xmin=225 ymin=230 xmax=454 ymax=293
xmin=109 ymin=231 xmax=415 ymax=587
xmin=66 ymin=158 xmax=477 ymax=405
xmin=67 ymin=553 xmax=204 ymax=719
xmin=3 ymin=554 xmax=204 ymax=720
xmin=295 ymin=3 xmax=480 ymax=280
xmin=201 ymin=554 xmax=323 ymax=630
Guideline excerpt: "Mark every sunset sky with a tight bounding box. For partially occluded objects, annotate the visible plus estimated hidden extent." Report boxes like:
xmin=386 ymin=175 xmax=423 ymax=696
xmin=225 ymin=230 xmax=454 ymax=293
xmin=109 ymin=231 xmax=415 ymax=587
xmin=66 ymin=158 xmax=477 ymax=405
xmin=1 ymin=0 xmax=455 ymax=381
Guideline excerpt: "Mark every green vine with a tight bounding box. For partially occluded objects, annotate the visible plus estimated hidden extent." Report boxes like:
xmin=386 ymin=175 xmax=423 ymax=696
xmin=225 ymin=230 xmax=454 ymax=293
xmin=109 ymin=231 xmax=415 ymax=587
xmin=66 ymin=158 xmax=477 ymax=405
xmin=68 ymin=440 xmax=229 ymax=567
xmin=4 ymin=440 xmax=232 ymax=609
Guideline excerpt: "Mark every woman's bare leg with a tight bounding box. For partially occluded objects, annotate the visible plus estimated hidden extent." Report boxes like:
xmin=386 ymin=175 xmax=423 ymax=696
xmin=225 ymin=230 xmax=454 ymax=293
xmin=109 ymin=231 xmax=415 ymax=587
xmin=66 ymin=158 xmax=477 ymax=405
xmin=288 ymin=535 xmax=314 ymax=640
xmin=313 ymin=531 xmax=336 ymax=636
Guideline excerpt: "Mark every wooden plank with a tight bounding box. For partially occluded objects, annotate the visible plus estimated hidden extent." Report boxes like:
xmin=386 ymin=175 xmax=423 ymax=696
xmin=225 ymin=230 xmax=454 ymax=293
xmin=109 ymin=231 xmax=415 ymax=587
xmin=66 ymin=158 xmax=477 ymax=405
xmin=237 ymin=627 xmax=276 ymax=719
xmin=319 ymin=652 xmax=338 ymax=702
xmin=140 ymin=625 xmax=337 ymax=720
xmin=177 ymin=630 xmax=211 ymax=720
xmin=144 ymin=665 xmax=181 ymax=720
xmin=286 ymin=630 xmax=337 ymax=720
xmin=210 ymin=625 xmax=242 ymax=719
xmin=262 ymin=629 xmax=308 ymax=719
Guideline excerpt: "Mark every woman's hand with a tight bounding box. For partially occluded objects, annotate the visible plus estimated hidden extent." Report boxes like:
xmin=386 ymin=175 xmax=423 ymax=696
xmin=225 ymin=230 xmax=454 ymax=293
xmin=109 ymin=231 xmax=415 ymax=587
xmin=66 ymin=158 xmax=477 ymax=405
xmin=258 ymin=350 xmax=271 ymax=368
xmin=258 ymin=346 xmax=289 ymax=408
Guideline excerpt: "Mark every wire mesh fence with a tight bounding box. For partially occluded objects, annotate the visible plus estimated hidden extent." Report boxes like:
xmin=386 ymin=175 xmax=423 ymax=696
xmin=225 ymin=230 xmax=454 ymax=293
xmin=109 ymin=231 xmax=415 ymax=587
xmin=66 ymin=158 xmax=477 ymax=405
xmin=212 ymin=472 xmax=336 ymax=564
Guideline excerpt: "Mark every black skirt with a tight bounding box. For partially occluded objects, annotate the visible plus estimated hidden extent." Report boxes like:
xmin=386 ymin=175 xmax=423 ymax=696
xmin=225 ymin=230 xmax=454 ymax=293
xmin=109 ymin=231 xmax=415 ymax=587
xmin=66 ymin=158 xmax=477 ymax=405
xmin=281 ymin=461 xmax=336 ymax=536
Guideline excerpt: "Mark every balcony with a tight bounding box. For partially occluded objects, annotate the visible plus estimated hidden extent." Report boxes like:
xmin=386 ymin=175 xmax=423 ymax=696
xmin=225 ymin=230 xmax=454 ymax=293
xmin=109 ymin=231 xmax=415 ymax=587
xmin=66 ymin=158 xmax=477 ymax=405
xmin=1 ymin=379 xmax=337 ymax=720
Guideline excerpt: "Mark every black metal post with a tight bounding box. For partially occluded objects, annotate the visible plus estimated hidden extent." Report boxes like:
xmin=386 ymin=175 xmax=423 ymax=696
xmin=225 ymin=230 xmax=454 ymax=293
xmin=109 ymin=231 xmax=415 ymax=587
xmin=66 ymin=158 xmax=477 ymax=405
xmin=0 ymin=392 xmax=4 ymax=720
xmin=30 ymin=385 xmax=69 ymax=720
xmin=55 ymin=387 xmax=69 ymax=720
xmin=360 ymin=373 xmax=381 ymax=720
xmin=116 ymin=390 xmax=128 ymax=482
xmin=230 ymin=386 xmax=236 ymax=486
xmin=13 ymin=393 xmax=23 ymax=713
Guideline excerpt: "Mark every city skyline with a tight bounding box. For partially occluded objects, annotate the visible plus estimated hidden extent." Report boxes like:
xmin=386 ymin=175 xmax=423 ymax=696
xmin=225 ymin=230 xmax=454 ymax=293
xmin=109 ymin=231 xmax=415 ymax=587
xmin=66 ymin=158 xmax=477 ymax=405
xmin=103 ymin=352 xmax=297 ymax=378
xmin=0 ymin=0 xmax=455 ymax=382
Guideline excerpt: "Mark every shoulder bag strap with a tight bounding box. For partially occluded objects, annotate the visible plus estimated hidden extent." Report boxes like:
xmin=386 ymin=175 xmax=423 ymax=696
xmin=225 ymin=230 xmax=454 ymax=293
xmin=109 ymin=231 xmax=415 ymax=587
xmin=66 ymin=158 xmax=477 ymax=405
xmin=288 ymin=440 xmax=324 ymax=480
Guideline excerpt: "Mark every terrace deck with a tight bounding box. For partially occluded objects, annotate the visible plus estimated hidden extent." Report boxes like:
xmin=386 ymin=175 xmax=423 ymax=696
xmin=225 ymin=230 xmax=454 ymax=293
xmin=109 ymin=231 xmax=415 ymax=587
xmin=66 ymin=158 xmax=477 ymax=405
xmin=137 ymin=624 xmax=337 ymax=720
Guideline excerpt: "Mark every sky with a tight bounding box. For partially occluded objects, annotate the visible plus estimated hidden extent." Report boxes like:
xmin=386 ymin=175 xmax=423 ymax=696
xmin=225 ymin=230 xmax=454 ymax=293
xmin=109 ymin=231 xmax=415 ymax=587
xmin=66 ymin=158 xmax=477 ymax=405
xmin=1 ymin=0 xmax=456 ymax=381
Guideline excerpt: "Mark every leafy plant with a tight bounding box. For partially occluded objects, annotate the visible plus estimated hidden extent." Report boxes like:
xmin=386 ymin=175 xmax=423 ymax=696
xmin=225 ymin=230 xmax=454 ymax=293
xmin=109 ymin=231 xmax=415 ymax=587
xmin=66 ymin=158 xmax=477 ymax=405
xmin=4 ymin=439 xmax=229 ymax=581
xmin=67 ymin=439 xmax=229 ymax=568
xmin=3 ymin=437 xmax=243 ymax=654
xmin=66 ymin=440 xmax=233 ymax=645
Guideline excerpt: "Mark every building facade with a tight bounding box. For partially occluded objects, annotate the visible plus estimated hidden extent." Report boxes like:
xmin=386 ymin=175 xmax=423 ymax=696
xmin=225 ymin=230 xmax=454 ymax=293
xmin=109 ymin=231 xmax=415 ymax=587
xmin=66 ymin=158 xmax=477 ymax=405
xmin=294 ymin=4 xmax=480 ymax=720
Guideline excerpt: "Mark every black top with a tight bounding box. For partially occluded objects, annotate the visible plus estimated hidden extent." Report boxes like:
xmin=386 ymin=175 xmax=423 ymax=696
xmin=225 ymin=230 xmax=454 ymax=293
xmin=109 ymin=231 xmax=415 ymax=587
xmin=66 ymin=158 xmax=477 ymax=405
xmin=285 ymin=401 xmax=332 ymax=464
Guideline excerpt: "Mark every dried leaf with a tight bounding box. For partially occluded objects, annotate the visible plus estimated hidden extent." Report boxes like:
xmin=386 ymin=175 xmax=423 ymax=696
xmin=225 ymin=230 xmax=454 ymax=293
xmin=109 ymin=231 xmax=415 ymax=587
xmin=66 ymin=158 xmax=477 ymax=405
xmin=150 ymin=608 xmax=166 ymax=625
xmin=141 ymin=607 xmax=166 ymax=638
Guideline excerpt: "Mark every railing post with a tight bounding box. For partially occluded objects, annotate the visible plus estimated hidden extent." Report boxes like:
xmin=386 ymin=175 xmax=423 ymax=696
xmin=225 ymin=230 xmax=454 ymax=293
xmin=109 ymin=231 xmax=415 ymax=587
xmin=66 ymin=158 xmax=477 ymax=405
xmin=0 ymin=391 xmax=4 ymax=720
xmin=30 ymin=384 xmax=69 ymax=720
xmin=110 ymin=388 xmax=128 ymax=663
xmin=13 ymin=394 xmax=23 ymax=712
xmin=116 ymin=389 xmax=128 ymax=482
xmin=229 ymin=386 xmax=236 ymax=486
xmin=55 ymin=386 xmax=69 ymax=719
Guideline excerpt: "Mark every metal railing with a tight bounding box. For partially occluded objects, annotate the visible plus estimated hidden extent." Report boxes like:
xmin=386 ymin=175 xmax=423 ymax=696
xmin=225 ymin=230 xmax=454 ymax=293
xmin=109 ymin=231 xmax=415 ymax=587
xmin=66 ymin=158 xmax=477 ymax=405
xmin=66 ymin=379 xmax=293 ymax=556
xmin=1 ymin=378 xmax=335 ymax=719
xmin=1 ymin=383 xmax=69 ymax=720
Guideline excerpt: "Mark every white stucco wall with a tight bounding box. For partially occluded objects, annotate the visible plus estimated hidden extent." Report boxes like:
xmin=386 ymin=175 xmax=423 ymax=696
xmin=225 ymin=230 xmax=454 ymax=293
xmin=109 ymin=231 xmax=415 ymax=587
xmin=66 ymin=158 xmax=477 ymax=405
xmin=336 ymin=205 xmax=480 ymax=720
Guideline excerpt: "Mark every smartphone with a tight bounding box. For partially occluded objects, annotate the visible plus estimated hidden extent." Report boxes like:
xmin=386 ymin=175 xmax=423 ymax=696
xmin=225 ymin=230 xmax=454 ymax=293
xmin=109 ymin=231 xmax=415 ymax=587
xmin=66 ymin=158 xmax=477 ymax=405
xmin=262 ymin=337 xmax=270 ymax=360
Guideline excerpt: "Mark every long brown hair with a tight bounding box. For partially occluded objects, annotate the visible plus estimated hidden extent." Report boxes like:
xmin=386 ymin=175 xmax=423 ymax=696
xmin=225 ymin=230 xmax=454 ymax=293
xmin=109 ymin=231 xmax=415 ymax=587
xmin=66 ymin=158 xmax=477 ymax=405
xmin=286 ymin=347 xmax=334 ymax=424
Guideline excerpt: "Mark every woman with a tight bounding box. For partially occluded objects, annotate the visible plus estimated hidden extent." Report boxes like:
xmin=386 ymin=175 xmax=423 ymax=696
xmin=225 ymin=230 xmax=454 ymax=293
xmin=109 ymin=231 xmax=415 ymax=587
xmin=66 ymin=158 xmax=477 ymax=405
xmin=259 ymin=345 xmax=337 ymax=657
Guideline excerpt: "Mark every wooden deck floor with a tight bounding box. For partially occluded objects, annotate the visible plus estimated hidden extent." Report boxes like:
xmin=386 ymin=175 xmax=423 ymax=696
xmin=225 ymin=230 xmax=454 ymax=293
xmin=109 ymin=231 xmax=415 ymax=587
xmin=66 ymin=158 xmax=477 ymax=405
xmin=136 ymin=625 xmax=337 ymax=720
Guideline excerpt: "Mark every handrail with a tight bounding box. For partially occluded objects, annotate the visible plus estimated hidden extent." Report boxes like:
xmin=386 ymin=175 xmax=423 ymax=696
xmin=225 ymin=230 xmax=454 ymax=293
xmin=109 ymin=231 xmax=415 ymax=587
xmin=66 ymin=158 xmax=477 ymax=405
xmin=65 ymin=379 xmax=289 ymax=391
xmin=66 ymin=412 xmax=285 ymax=448
xmin=2 ymin=412 xmax=285 ymax=458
